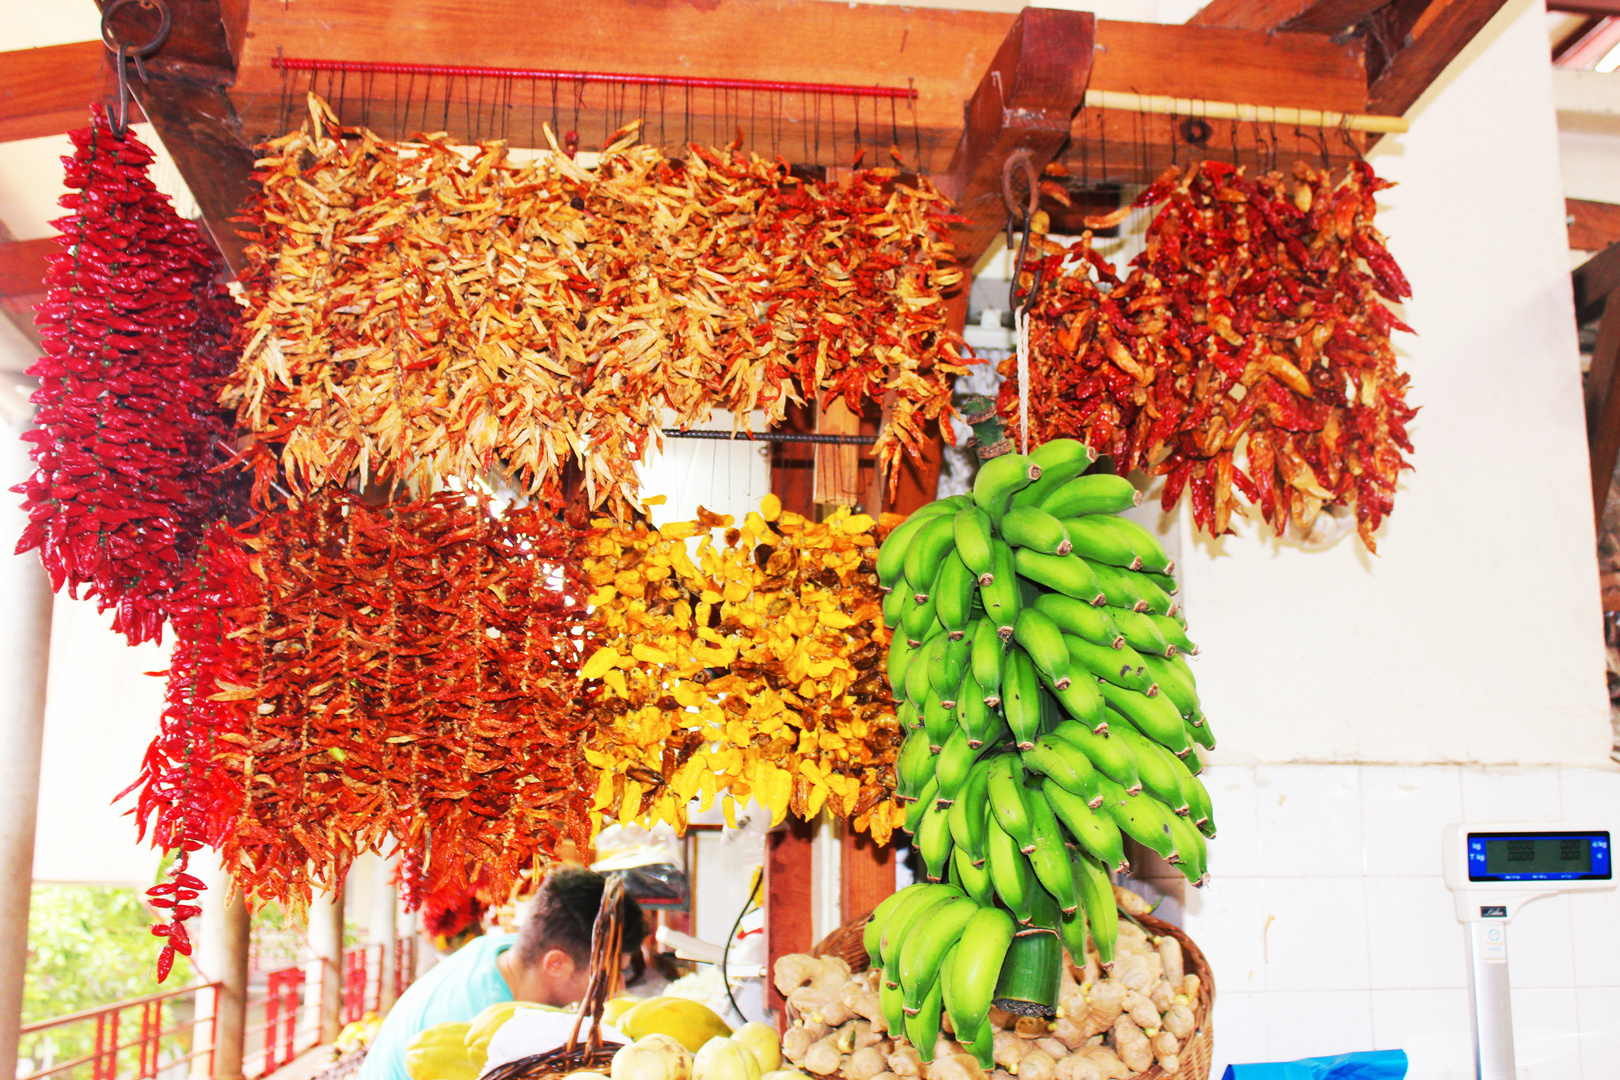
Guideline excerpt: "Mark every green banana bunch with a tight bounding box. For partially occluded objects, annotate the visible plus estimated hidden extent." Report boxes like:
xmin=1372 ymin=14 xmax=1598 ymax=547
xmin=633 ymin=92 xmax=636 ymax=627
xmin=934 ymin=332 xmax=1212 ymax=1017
xmin=872 ymin=440 xmax=1218 ymax=998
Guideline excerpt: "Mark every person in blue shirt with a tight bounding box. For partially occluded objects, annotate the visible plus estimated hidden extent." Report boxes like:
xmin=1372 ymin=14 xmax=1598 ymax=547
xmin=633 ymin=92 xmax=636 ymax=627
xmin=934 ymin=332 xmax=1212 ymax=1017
xmin=362 ymin=868 xmax=646 ymax=1080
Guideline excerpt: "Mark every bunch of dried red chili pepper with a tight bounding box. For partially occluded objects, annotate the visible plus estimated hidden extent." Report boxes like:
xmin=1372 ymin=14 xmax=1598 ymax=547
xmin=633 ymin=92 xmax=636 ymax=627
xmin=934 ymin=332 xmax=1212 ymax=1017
xmin=1001 ymin=159 xmax=1414 ymax=550
xmin=227 ymin=96 xmax=964 ymax=512
xmin=126 ymin=488 xmax=593 ymax=931
xmin=14 ymin=107 xmax=238 ymax=644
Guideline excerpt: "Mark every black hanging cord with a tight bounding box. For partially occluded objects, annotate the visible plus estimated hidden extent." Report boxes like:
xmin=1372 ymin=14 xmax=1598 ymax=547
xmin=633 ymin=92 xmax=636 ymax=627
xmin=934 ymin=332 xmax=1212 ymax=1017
xmin=720 ymin=873 xmax=762 ymax=1024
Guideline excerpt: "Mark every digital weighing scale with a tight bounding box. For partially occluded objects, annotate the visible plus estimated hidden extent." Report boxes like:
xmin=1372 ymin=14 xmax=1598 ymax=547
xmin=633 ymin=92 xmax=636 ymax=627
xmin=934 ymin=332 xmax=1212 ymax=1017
xmin=1442 ymin=822 xmax=1613 ymax=1080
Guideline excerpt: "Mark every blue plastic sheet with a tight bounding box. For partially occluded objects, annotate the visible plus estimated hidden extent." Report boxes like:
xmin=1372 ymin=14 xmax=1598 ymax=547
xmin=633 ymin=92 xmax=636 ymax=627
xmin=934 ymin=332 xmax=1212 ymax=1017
xmin=1221 ymin=1049 xmax=1409 ymax=1080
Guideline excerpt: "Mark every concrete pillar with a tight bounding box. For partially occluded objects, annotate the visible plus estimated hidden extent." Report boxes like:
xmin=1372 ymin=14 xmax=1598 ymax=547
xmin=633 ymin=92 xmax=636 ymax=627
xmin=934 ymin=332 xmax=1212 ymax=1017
xmin=371 ymin=853 xmax=399 ymax=1012
xmin=0 ymin=411 xmax=54 ymax=1080
xmin=306 ymin=886 xmax=346 ymax=1043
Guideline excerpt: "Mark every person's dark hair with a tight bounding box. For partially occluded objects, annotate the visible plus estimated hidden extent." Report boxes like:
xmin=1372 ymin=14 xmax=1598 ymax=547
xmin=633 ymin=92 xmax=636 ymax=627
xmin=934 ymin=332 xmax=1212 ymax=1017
xmin=512 ymin=867 xmax=646 ymax=970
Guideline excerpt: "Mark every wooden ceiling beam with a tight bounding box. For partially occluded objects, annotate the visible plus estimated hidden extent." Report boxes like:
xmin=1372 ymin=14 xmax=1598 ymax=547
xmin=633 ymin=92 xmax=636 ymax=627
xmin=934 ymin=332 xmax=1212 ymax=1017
xmin=1189 ymin=0 xmax=1390 ymax=35
xmin=1365 ymin=0 xmax=1513 ymax=116
xmin=0 ymin=42 xmax=127 ymax=143
xmin=1548 ymin=0 xmax=1620 ymax=15
xmin=0 ymin=238 xmax=54 ymax=298
xmin=1570 ymin=198 xmax=1620 ymax=252
xmin=942 ymin=8 xmax=1096 ymax=267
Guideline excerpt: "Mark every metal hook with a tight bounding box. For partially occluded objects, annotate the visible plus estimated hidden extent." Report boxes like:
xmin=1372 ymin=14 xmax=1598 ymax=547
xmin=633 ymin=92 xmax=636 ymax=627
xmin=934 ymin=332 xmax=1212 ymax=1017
xmin=101 ymin=0 xmax=171 ymax=137
xmin=1001 ymin=149 xmax=1043 ymax=317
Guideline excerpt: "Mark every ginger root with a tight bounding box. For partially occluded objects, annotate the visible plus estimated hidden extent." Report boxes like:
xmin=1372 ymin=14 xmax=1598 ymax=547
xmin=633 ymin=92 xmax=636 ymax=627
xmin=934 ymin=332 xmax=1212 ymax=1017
xmin=1051 ymin=1016 xmax=1087 ymax=1052
xmin=1112 ymin=887 xmax=1153 ymax=917
xmin=1157 ymin=937 xmax=1184 ymax=986
xmin=783 ymin=1026 xmax=815 ymax=1064
xmin=1150 ymin=1031 xmax=1180 ymax=1073
xmin=887 ymin=1044 xmax=923 ymax=1077
xmin=803 ymin=1037 xmax=842 ymax=1077
xmin=992 ymin=1032 xmax=1025 ymax=1072
xmin=923 ymin=1056 xmax=984 ymax=1080
xmin=1013 ymin=1017 xmax=1049 ymax=1039
xmin=1053 ymin=1056 xmax=1102 ymax=1080
xmin=1015 ymin=1050 xmax=1056 ymax=1080
xmin=847 ymin=1046 xmax=888 ymax=1080
xmin=1148 ymin=980 xmax=1175 ymax=1014
xmin=1120 ymin=990 xmax=1158 ymax=1031
xmin=774 ymin=954 xmax=820 ymax=995
xmin=1076 ymin=1046 xmax=1127 ymax=1080
xmin=1161 ymin=1004 xmax=1196 ymax=1041
xmin=1033 ymin=1039 xmax=1068 ymax=1061
xmin=1081 ymin=980 xmax=1124 ymax=1038
xmin=1109 ymin=1017 xmax=1152 ymax=1074
xmin=812 ymin=957 xmax=852 ymax=994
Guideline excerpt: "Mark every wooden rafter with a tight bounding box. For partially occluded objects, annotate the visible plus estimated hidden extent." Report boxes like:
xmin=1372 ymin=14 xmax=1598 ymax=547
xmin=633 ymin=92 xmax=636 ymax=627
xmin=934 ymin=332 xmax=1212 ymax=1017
xmin=1549 ymin=0 xmax=1620 ymax=14
xmin=1190 ymin=0 xmax=1390 ymax=35
xmin=1364 ymin=0 xmax=1513 ymax=115
xmin=0 ymin=42 xmax=128 ymax=143
xmin=0 ymin=238 xmax=54 ymax=298
xmin=1570 ymin=199 xmax=1620 ymax=252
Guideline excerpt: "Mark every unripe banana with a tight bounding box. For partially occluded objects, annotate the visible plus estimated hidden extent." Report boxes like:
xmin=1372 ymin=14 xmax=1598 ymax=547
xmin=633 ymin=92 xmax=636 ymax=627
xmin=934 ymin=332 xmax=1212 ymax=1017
xmin=1072 ymin=850 xmax=1119 ymax=968
xmin=944 ymin=907 xmax=1017 ymax=1055
xmin=1023 ymin=784 xmax=1081 ymax=915
xmin=1061 ymin=516 xmax=1145 ymax=570
xmin=877 ymin=512 xmax=934 ymax=591
xmin=886 ymin=633 xmax=918 ymax=697
xmin=1043 ymin=779 xmax=1129 ymax=872
xmin=999 ymin=506 xmax=1072 ymax=556
xmin=903 ymin=975 xmax=944 ymax=1063
xmin=1099 ymin=783 xmax=1178 ymax=862
xmin=1165 ymin=750 xmax=1216 ymax=836
xmin=957 ymin=672 xmax=1006 ymax=747
xmin=1049 ymin=720 xmax=1142 ymax=793
xmin=972 ymin=453 xmax=1041 ymax=524
xmin=904 ymin=774 xmax=939 ymax=835
xmin=1021 ymin=735 xmax=1105 ymax=808
xmin=1000 ymin=647 xmax=1044 ymax=751
xmin=907 ymin=634 xmax=942 ymax=705
xmin=895 ymin=728 xmax=936 ymax=802
xmin=986 ymin=752 xmax=1036 ymax=850
xmin=897 ymin=700 xmax=922 ymax=732
xmin=1096 ymin=680 xmax=1192 ymax=755
xmin=1108 ymin=607 xmax=1174 ymax=658
xmin=969 ymin=618 xmax=1005 ymax=707
xmin=1086 ymin=561 xmax=1175 ymax=615
xmin=1186 ymin=714 xmax=1217 ymax=753
xmin=1071 ymin=514 xmax=1173 ymax=574
xmin=984 ymin=814 xmax=1037 ymax=923
xmin=1011 ymin=438 xmax=1097 ymax=509
xmin=922 ymin=689 xmax=956 ymax=751
xmin=864 ymin=882 xmax=929 ymax=966
xmin=1153 ymin=613 xmax=1200 ymax=655
xmin=1064 ymin=634 xmax=1153 ymax=693
xmin=1040 ymin=473 xmax=1141 ymax=518
xmin=1048 ymin=673 xmax=1108 ymax=733
xmin=934 ymin=551 xmax=979 ymax=640
xmin=882 ymin=585 xmax=908 ymax=631
xmin=952 ymin=507 xmax=997 ymax=585
xmin=918 ymin=799 xmax=955 ymax=882
xmin=1032 ymin=592 xmax=1124 ymax=648
xmin=950 ymin=761 xmax=994 ymax=865
xmin=979 ymin=541 xmax=1021 ymax=638
xmin=898 ymin=895 xmax=980 ymax=1012
xmin=904 ymin=515 xmax=958 ymax=599
xmin=1013 ymin=548 xmax=1104 ymax=605
xmin=880 ymin=966 xmax=907 ymax=1035
xmin=875 ymin=883 xmax=960 ymax=970
xmin=935 ymin=724 xmax=988 ymax=805
xmin=1165 ymin=811 xmax=1208 ymax=884
xmin=1143 ymin=569 xmax=1179 ymax=597
xmin=928 ymin=633 xmax=971 ymax=705
xmin=1109 ymin=726 xmax=1189 ymax=813
xmin=902 ymin=588 xmax=941 ymax=646
xmin=1012 ymin=608 xmax=1072 ymax=690
xmin=1140 ymin=654 xmax=1199 ymax=718
xmin=952 ymin=845 xmax=994 ymax=904
xmin=965 ymin=1019 xmax=994 ymax=1071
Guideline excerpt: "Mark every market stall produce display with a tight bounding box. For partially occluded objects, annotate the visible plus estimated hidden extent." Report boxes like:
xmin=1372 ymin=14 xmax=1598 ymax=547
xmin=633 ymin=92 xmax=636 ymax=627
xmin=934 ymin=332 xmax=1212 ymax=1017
xmin=774 ymin=884 xmax=1204 ymax=1079
xmin=871 ymin=439 xmax=1213 ymax=1046
xmin=580 ymin=496 xmax=902 ymax=840
xmin=15 ymin=107 xmax=239 ymax=645
xmin=229 ymin=96 xmax=965 ymax=512
xmin=1000 ymin=160 xmax=1413 ymax=550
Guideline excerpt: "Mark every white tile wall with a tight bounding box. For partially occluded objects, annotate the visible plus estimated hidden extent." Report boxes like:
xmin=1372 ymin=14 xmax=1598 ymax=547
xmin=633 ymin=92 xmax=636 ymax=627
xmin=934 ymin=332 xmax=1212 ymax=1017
xmin=1165 ymin=763 xmax=1620 ymax=1079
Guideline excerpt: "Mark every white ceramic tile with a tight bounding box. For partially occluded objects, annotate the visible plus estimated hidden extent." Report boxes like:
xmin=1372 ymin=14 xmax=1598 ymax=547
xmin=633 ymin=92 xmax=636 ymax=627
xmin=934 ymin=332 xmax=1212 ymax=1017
xmin=1181 ymin=876 xmax=1269 ymax=993
xmin=1260 ymin=877 xmax=1370 ymax=992
xmin=1360 ymin=766 xmax=1462 ymax=876
xmin=1205 ymin=991 xmax=1268 ymax=1077
xmin=1576 ymin=986 xmax=1620 ymax=1075
xmin=1368 ymin=988 xmax=1473 ymax=1080
xmin=1568 ymin=888 xmax=1620 ymax=988
xmin=1559 ymin=766 xmax=1620 ymax=822
xmin=1254 ymin=764 xmax=1363 ymax=877
xmin=1505 ymin=893 xmax=1576 ymax=990
xmin=1201 ymin=764 xmax=1261 ymax=878
xmin=1510 ymin=987 xmax=1582 ymax=1079
xmin=1364 ymin=876 xmax=1468 ymax=989
xmin=1263 ymin=990 xmax=1374 ymax=1061
xmin=1459 ymin=767 xmax=1564 ymax=823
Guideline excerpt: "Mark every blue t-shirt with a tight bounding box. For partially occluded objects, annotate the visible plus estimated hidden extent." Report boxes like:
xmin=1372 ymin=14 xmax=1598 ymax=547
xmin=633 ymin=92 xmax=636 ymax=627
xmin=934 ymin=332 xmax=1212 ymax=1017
xmin=362 ymin=934 xmax=516 ymax=1080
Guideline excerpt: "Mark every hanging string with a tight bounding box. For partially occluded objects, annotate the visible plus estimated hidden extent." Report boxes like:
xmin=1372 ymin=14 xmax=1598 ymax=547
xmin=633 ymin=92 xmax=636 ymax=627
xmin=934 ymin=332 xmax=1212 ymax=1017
xmin=1016 ymin=309 xmax=1030 ymax=456
xmin=909 ymin=78 xmax=921 ymax=171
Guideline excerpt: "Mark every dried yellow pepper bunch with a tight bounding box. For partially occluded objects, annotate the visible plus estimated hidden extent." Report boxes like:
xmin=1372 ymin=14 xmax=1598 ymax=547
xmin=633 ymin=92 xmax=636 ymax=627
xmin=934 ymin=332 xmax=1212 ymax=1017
xmin=579 ymin=494 xmax=902 ymax=842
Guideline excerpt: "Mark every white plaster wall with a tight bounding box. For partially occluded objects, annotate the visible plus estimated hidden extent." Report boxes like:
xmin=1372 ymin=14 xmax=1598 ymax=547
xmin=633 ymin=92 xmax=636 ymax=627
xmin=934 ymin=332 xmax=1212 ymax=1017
xmin=1178 ymin=0 xmax=1612 ymax=767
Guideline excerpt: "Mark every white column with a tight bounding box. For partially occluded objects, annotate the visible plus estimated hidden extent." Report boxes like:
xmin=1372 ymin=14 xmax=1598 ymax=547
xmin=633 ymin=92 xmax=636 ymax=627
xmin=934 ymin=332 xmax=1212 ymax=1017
xmin=370 ymin=853 xmax=399 ymax=1012
xmin=306 ymin=886 xmax=346 ymax=1043
xmin=0 ymin=409 xmax=54 ymax=1080
xmin=190 ymin=851 xmax=251 ymax=1080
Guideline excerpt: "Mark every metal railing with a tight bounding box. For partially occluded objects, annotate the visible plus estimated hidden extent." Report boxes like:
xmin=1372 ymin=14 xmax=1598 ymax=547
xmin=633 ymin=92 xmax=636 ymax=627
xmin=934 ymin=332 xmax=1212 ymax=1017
xmin=341 ymin=946 xmax=382 ymax=1024
xmin=17 ymin=982 xmax=221 ymax=1080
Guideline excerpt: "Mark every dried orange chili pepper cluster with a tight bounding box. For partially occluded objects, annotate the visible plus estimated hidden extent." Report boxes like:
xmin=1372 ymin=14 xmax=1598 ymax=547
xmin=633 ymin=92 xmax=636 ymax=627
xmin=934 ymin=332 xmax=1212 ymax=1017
xmin=1002 ymin=160 xmax=1413 ymax=550
xmin=579 ymin=495 xmax=903 ymax=843
xmin=128 ymin=489 xmax=593 ymax=926
xmin=227 ymin=95 xmax=965 ymax=511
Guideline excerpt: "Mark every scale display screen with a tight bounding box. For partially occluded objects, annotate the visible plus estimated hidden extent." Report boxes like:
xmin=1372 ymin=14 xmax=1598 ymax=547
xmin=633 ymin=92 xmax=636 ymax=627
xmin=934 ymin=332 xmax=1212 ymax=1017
xmin=1466 ymin=831 xmax=1612 ymax=882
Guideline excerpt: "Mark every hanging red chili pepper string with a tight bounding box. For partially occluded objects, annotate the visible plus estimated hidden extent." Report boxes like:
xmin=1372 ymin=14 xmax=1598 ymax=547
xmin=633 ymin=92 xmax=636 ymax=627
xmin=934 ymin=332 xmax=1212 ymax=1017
xmin=14 ymin=107 xmax=238 ymax=645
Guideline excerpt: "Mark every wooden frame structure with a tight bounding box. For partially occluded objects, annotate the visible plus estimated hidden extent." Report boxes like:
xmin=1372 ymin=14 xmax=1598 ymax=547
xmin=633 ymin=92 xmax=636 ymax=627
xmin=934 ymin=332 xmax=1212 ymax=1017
xmin=0 ymin=0 xmax=1514 ymax=1014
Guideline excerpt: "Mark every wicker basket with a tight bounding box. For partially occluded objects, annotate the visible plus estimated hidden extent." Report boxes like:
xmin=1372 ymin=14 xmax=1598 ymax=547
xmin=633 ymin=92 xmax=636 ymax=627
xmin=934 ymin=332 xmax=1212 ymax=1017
xmin=800 ymin=908 xmax=1214 ymax=1080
